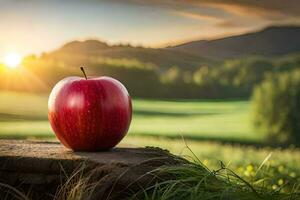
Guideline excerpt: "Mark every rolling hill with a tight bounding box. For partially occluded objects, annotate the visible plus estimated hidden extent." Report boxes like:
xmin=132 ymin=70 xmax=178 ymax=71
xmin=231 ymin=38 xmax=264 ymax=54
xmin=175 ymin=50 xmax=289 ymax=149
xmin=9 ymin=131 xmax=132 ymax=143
xmin=41 ymin=26 xmax=300 ymax=69
xmin=169 ymin=26 xmax=300 ymax=59
xmin=44 ymin=40 xmax=214 ymax=70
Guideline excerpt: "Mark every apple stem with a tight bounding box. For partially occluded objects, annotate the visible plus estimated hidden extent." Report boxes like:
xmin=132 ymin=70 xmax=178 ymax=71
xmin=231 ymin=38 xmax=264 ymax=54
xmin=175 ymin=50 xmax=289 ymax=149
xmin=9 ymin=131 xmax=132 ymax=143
xmin=80 ymin=67 xmax=88 ymax=80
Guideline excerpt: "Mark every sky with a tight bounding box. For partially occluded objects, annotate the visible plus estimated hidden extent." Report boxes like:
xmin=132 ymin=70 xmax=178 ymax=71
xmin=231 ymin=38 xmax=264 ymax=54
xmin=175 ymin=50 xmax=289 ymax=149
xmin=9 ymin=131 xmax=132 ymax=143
xmin=0 ymin=0 xmax=299 ymax=61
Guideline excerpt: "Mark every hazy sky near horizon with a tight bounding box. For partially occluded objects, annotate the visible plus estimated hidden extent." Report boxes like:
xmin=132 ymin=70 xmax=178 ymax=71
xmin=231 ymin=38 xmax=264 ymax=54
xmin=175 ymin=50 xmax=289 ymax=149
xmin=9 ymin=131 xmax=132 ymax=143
xmin=0 ymin=0 xmax=299 ymax=60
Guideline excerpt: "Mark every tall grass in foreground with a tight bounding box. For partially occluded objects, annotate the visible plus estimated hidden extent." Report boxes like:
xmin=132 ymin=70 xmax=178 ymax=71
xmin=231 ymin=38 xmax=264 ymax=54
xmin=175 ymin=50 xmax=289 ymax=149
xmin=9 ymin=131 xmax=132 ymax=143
xmin=52 ymin=147 xmax=300 ymax=200
xmin=130 ymin=143 xmax=300 ymax=200
xmin=53 ymin=153 xmax=300 ymax=200
xmin=136 ymin=162 xmax=300 ymax=200
xmin=1 ymin=154 xmax=299 ymax=200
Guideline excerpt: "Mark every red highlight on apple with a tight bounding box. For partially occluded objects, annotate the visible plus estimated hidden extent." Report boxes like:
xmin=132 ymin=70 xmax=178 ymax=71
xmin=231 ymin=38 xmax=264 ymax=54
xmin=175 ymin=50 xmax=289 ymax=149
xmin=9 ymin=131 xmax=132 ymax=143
xmin=48 ymin=67 xmax=132 ymax=151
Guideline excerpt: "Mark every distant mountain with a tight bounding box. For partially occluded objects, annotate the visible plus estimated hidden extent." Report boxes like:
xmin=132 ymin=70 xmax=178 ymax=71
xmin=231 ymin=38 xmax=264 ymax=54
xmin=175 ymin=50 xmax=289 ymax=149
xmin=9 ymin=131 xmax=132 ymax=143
xmin=40 ymin=26 xmax=300 ymax=71
xmin=59 ymin=40 xmax=109 ymax=53
xmin=45 ymin=40 xmax=213 ymax=70
xmin=169 ymin=26 xmax=300 ymax=59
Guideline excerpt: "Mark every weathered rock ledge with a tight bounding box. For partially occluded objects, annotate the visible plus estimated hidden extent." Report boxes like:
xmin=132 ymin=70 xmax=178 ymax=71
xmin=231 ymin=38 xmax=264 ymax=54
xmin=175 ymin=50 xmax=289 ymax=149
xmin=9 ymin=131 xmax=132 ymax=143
xmin=0 ymin=140 xmax=186 ymax=200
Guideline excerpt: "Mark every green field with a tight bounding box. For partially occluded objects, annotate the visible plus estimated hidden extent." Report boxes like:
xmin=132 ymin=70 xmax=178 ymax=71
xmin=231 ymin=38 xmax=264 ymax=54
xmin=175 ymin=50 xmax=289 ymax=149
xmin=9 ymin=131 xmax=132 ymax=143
xmin=0 ymin=91 xmax=299 ymax=194
xmin=0 ymin=91 xmax=258 ymax=141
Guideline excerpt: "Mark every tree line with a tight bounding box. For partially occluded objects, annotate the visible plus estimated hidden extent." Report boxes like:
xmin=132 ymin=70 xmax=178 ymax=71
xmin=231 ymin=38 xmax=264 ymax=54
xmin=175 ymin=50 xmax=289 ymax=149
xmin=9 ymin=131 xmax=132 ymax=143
xmin=0 ymin=53 xmax=299 ymax=100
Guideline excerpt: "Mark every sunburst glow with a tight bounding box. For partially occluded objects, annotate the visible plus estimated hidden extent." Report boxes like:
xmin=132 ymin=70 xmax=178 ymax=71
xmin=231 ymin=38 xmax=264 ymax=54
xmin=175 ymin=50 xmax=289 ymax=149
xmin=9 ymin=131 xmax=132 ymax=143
xmin=4 ymin=53 xmax=22 ymax=68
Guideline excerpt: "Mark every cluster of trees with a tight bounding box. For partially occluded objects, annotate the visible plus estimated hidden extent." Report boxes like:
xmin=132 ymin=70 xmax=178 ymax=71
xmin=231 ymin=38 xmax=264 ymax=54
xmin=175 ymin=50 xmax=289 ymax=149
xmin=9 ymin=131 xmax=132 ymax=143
xmin=252 ymin=69 xmax=300 ymax=146
xmin=93 ymin=54 xmax=299 ymax=99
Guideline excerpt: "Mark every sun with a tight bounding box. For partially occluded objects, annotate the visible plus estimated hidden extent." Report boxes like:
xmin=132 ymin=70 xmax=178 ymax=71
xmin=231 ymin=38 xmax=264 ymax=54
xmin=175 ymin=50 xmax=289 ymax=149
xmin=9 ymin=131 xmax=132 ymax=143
xmin=4 ymin=53 xmax=22 ymax=68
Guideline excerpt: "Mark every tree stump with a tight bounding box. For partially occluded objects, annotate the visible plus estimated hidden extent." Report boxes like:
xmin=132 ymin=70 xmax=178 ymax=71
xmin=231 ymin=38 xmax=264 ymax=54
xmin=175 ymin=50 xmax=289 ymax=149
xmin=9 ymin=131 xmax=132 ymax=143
xmin=0 ymin=140 xmax=187 ymax=200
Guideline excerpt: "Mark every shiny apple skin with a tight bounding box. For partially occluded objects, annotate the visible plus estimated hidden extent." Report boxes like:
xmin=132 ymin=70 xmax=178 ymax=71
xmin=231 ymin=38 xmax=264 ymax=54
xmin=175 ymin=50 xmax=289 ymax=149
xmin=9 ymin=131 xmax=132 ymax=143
xmin=48 ymin=76 xmax=132 ymax=151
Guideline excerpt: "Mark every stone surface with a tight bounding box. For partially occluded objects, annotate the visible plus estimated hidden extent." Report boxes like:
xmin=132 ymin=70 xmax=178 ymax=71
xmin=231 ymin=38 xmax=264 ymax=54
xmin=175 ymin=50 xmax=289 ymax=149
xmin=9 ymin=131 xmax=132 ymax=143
xmin=0 ymin=140 xmax=186 ymax=200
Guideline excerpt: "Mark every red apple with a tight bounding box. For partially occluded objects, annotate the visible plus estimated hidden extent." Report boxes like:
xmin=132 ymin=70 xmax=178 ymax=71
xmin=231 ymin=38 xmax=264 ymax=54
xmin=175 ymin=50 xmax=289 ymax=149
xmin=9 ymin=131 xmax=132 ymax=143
xmin=48 ymin=68 xmax=132 ymax=151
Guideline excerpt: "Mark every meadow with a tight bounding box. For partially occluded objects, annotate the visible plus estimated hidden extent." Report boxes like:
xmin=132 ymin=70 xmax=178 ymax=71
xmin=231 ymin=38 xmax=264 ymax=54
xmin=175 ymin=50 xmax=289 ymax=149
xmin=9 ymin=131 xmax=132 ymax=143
xmin=0 ymin=91 xmax=256 ymax=140
xmin=0 ymin=90 xmax=299 ymax=195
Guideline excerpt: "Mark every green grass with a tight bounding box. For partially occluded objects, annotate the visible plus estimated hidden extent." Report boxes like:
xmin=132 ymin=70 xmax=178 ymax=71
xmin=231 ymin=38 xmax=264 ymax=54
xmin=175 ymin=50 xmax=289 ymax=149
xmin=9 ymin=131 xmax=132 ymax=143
xmin=52 ymin=154 xmax=299 ymax=200
xmin=124 ymin=136 xmax=300 ymax=190
xmin=132 ymin=99 xmax=259 ymax=142
xmin=134 ymin=162 xmax=300 ymax=200
xmin=0 ymin=91 xmax=259 ymax=142
xmin=0 ymin=91 xmax=47 ymax=117
xmin=123 ymin=136 xmax=300 ymax=199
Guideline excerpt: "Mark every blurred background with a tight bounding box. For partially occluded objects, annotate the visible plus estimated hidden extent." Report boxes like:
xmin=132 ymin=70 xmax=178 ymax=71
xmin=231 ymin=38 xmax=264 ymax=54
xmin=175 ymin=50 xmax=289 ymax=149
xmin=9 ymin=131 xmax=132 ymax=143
xmin=0 ymin=0 xmax=300 ymax=191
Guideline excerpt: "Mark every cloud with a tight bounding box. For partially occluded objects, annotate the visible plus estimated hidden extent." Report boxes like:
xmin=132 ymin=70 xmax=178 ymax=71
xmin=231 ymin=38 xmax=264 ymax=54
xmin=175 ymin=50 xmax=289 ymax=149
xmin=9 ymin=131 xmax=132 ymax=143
xmin=202 ymin=0 xmax=300 ymax=18
xmin=216 ymin=20 xmax=245 ymax=28
xmin=203 ymin=2 xmax=287 ymax=21
xmin=171 ymin=10 xmax=221 ymax=22
xmin=109 ymin=0 xmax=300 ymax=21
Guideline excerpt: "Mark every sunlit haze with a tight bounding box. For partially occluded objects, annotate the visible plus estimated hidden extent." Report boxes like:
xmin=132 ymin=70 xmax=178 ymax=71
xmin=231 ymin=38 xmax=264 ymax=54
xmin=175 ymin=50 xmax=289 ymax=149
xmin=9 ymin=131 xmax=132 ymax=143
xmin=4 ymin=53 xmax=22 ymax=68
